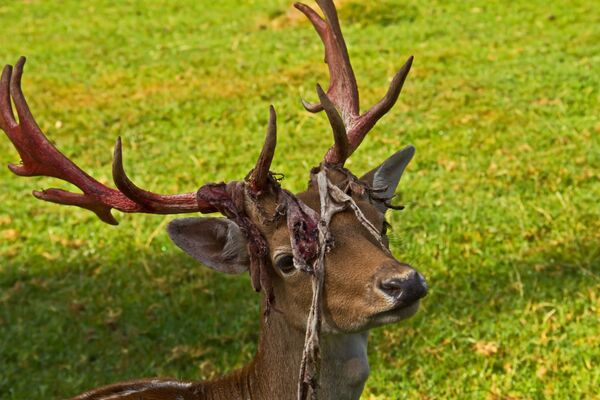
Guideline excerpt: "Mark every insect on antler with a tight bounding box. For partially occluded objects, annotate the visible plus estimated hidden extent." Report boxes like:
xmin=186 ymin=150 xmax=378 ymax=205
xmin=295 ymin=0 xmax=413 ymax=165
xmin=0 ymin=57 xmax=277 ymax=224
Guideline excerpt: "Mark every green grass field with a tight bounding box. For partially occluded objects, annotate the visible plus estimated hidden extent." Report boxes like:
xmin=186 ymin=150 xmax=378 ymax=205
xmin=1 ymin=1 xmax=598 ymax=398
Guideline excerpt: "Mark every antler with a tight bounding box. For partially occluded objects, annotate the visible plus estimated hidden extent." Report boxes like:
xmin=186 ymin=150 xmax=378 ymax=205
xmin=0 ymin=57 xmax=224 ymax=224
xmin=247 ymin=105 xmax=277 ymax=192
xmin=295 ymin=0 xmax=413 ymax=165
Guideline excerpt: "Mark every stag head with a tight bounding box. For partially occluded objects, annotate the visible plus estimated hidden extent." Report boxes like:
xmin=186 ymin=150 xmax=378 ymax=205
xmin=1 ymin=1 xmax=427 ymax=398
xmin=163 ymin=1 xmax=426 ymax=334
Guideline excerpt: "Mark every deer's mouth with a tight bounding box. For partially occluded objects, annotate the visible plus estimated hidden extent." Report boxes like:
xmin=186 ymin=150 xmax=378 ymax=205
xmin=371 ymin=300 xmax=421 ymax=326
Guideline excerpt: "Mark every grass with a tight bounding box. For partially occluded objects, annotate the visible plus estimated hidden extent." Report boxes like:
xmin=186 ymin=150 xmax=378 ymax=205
xmin=0 ymin=0 xmax=598 ymax=398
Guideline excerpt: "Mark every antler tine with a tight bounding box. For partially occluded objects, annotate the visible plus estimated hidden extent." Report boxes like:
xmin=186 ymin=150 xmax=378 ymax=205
xmin=247 ymin=105 xmax=277 ymax=192
xmin=294 ymin=1 xmax=359 ymax=122
xmin=0 ymin=65 xmax=17 ymax=133
xmin=316 ymin=84 xmax=348 ymax=164
xmin=296 ymin=1 xmax=414 ymax=165
xmin=0 ymin=57 xmax=216 ymax=224
xmin=112 ymin=137 xmax=209 ymax=213
xmin=354 ymin=56 xmax=413 ymax=139
xmin=32 ymin=189 xmax=121 ymax=225
xmin=2 ymin=57 xmax=44 ymax=175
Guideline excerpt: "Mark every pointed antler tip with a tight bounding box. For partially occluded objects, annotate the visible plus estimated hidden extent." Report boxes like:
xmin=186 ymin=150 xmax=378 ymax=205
xmin=10 ymin=56 xmax=28 ymax=95
xmin=7 ymin=162 xmax=28 ymax=176
xmin=315 ymin=83 xmax=330 ymax=107
xmin=32 ymin=189 xmax=57 ymax=202
xmin=293 ymin=2 xmax=311 ymax=13
xmin=267 ymin=106 xmax=276 ymax=128
xmin=113 ymin=137 xmax=123 ymax=158
xmin=301 ymin=98 xmax=323 ymax=113
xmin=15 ymin=56 xmax=26 ymax=71
xmin=112 ymin=137 xmax=127 ymax=187
xmin=32 ymin=189 xmax=45 ymax=199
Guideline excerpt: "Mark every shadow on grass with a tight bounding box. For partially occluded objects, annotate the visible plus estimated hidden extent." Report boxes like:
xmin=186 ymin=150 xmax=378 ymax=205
xmin=1 ymin=237 xmax=598 ymax=399
xmin=0 ymin=249 xmax=261 ymax=399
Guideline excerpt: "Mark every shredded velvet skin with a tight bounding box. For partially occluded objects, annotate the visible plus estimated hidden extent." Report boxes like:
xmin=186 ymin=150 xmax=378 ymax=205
xmin=196 ymin=181 xmax=275 ymax=313
xmin=196 ymin=166 xmax=391 ymax=400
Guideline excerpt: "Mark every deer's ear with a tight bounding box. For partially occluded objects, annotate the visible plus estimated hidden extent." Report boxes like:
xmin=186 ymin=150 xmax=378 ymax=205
xmin=167 ymin=217 xmax=249 ymax=274
xmin=361 ymin=145 xmax=415 ymax=212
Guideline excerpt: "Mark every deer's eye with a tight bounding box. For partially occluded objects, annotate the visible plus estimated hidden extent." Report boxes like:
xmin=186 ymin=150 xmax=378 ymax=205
xmin=274 ymin=254 xmax=295 ymax=274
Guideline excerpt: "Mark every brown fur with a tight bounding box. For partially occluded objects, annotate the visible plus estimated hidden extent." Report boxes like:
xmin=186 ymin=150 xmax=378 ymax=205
xmin=72 ymin=172 xmax=420 ymax=400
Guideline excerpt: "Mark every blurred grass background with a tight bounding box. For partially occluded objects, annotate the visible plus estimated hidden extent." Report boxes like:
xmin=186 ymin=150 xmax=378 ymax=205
xmin=0 ymin=0 xmax=598 ymax=398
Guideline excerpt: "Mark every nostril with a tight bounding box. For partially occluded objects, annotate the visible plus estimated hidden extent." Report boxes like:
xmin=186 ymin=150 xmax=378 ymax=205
xmin=379 ymin=271 xmax=428 ymax=303
xmin=379 ymin=278 xmax=406 ymax=297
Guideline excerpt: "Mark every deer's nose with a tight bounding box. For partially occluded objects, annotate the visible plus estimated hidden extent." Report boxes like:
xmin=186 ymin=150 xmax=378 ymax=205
xmin=378 ymin=270 xmax=428 ymax=305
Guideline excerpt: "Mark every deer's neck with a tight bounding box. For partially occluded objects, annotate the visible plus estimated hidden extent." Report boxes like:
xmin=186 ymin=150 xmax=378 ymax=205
xmin=197 ymin=303 xmax=370 ymax=400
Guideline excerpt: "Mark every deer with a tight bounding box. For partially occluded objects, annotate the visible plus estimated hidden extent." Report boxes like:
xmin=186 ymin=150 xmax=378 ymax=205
xmin=0 ymin=1 xmax=428 ymax=399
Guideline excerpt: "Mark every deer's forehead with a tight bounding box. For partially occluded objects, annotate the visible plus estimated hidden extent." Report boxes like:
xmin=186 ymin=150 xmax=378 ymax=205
xmin=295 ymin=189 xmax=384 ymax=228
xmin=246 ymin=184 xmax=384 ymax=249
xmin=266 ymin=189 xmax=385 ymax=246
